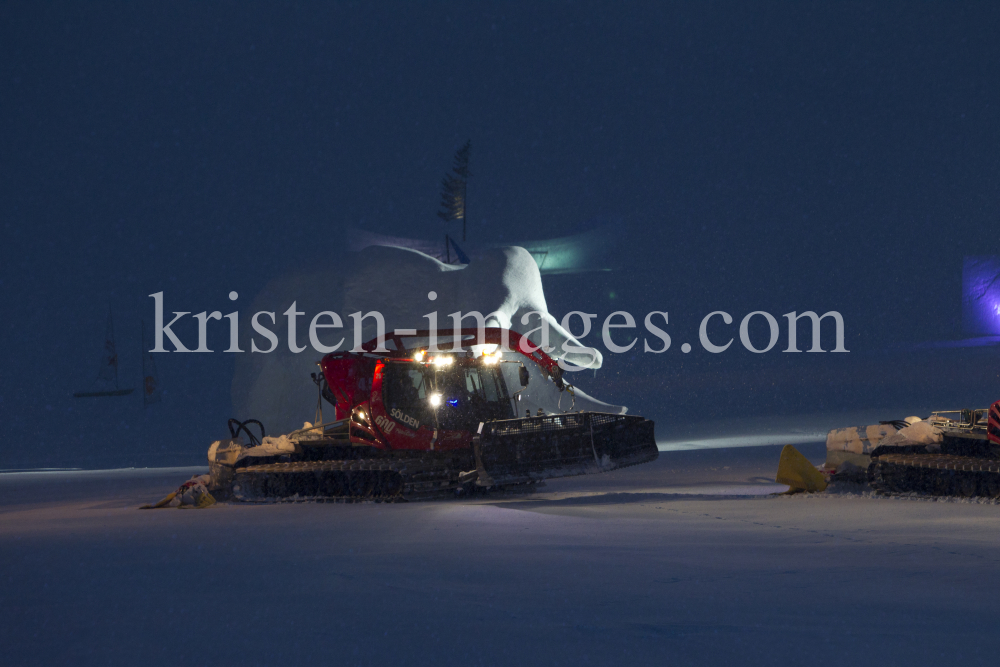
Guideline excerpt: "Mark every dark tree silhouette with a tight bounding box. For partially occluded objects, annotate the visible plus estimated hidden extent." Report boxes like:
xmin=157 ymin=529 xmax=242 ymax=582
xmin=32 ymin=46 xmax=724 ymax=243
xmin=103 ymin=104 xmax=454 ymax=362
xmin=437 ymin=140 xmax=471 ymax=242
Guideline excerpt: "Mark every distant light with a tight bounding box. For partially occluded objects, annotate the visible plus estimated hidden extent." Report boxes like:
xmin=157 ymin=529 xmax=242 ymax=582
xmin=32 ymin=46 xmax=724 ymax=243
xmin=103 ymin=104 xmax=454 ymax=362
xmin=357 ymin=410 xmax=366 ymax=421
xmin=429 ymin=393 xmax=442 ymax=407
xmin=414 ymin=350 xmax=426 ymax=362
xmin=962 ymin=257 xmax=1000 ymax=335
xmin=432 ymin=355 xmax=454 ymax=366
xmin=482 ymin=350 xmax=501 ymax=364
xmin=447 ymin=399 xmax=459 ymax=407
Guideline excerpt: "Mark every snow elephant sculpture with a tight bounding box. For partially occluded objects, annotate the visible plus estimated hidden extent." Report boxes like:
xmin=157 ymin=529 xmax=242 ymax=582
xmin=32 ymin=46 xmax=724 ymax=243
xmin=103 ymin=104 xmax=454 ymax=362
xmin=232 ymin=245 xmax=623 ymax=435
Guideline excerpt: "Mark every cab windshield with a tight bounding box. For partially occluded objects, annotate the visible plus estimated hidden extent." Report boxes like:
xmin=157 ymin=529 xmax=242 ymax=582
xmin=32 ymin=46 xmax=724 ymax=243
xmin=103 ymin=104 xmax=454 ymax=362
xmin=382 ymin=360 xmax=515 ymax=431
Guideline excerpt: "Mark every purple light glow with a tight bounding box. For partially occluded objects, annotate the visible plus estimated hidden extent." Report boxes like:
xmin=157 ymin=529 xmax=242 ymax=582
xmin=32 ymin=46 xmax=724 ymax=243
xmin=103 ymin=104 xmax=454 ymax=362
xmin=963 ymin=256 xmax=1000 ymax=335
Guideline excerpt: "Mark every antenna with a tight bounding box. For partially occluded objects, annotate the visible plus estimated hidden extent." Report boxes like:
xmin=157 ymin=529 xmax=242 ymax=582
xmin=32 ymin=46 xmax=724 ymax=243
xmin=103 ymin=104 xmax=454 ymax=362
xmin=110 ymin=308 xmax=118 ymax=390
xmin=140 ymin=319 xmax=144 ymax=406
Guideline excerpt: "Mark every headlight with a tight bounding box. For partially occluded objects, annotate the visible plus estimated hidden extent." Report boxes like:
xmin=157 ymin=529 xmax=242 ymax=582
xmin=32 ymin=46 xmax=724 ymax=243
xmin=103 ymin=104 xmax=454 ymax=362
xmin=429 ymin=393 xmax=442 ymax=407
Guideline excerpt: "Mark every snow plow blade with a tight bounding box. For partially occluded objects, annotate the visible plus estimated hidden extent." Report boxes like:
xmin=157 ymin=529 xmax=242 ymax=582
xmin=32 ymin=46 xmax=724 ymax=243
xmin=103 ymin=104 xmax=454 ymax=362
xmin=474 ymin=412 xmax=658 ymax=486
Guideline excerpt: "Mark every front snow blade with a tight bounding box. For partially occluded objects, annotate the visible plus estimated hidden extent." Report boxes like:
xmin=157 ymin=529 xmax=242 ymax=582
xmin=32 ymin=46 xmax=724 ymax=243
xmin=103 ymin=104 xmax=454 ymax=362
xmin=476 ymin=412 xmax=657 ymax=485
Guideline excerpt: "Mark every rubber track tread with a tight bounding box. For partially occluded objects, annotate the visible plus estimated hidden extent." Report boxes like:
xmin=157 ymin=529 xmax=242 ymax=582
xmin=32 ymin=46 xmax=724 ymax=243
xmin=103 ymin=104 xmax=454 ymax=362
xmin=869 ymin=453 xmax=1000 ymax=498
xmin=232 ymin=457 xmax=465 ymax=503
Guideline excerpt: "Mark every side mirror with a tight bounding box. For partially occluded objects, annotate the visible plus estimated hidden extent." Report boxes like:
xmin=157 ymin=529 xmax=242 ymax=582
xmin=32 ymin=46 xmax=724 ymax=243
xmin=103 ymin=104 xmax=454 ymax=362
xmin=518 ymin=366 xmax=530 ymax=387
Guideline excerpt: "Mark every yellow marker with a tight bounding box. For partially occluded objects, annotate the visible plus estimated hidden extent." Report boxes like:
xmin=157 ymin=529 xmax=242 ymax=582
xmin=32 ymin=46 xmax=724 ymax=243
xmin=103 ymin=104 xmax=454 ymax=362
xmin=776 ymin=444 xmax=828 ymax=493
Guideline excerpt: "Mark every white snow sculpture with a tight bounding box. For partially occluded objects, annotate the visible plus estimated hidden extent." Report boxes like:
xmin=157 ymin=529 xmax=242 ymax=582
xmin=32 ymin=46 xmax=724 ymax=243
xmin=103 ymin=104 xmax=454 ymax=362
xmin=876 ymin=420 xmax=944 ymax=450
xmin=232 ymin=245 xmax=623 ymax=434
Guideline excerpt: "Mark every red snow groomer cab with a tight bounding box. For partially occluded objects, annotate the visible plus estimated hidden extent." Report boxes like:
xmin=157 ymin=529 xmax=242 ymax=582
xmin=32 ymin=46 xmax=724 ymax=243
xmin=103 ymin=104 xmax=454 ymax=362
xmin=209 ymin=328 xmax=658 ymax=501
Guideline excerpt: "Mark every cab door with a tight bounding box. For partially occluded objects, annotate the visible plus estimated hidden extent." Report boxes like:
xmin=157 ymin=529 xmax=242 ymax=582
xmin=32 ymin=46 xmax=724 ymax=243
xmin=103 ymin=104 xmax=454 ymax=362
xmin=372 ymin=360 xmax=435 ymax=451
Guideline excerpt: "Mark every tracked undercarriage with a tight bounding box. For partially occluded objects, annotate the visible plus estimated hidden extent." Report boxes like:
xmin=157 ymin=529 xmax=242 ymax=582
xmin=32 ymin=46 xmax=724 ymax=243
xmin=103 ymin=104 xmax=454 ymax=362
xmin=230 ymin=455 xmax=472 ymax=503
xmin=211 ymin=419 xmax=475 ymax=502
xmin=867 ymin=403 xmax=1000 ymax=498
xmin=212 ymin=412 xmax=658 ymax=503
xmin=869 ymin=453 xmax=1000 ymax=498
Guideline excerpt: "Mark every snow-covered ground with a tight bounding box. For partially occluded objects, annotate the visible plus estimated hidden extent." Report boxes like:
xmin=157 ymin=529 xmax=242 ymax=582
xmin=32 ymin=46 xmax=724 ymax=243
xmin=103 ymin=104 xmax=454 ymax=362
xmin=4 ymin=442 xmax=1000 ymax=666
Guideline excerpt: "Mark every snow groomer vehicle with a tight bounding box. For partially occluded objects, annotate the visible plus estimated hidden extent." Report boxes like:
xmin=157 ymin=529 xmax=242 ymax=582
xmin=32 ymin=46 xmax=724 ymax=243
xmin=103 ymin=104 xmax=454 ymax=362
xmin=826 ymin=400 xmax=1000 ymax=497
xmin=209 ymin=328 xmax=658 ymax=501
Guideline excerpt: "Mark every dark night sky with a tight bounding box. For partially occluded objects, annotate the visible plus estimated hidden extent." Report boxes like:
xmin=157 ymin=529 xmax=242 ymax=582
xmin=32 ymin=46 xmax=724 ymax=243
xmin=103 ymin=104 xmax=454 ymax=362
xmin=2 ymin=2 xmax=998 ymax=468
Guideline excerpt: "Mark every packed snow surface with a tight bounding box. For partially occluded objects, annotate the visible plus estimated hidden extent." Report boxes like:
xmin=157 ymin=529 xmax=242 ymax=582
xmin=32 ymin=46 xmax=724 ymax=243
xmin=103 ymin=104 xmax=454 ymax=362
xmin=4 ymin=442 xmax=1000 ymax=666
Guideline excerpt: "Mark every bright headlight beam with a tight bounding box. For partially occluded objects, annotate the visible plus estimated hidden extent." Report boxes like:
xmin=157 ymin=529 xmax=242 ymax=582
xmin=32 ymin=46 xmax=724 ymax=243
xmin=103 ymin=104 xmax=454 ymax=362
xmin=429 ymin=393 xmax=442 ymax=407
xmin=482 ymin=350 xmax=502 ymax=364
